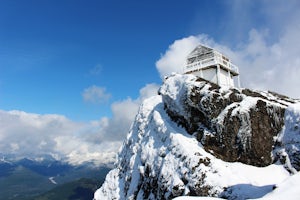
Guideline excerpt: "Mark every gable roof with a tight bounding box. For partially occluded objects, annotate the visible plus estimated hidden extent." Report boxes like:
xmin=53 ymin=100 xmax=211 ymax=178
xmin=187 ymin=45 xmax=213 ymax=59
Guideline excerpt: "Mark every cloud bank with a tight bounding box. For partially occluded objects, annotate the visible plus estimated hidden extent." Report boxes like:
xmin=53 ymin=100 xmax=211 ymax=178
xmin=0 ymin=83 xmax=159 ymax=166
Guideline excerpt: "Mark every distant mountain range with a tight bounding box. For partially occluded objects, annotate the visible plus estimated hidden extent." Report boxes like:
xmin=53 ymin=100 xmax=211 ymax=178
xmin=0 ymin=155 xmax=111 ymax=200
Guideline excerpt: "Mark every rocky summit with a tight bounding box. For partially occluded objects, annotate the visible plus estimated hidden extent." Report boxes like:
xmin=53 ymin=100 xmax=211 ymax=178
xmin=159 ymin=74 xmax=299 ymax=170
xmin=94 ymin=74 xmax=300 ymax=200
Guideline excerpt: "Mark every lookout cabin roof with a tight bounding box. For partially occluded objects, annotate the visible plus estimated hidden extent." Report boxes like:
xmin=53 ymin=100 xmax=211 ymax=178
xmin=184 ymin=45 xmax=239 ymax=76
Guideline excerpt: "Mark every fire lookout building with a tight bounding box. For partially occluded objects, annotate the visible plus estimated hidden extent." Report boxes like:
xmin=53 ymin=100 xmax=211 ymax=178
xmin=184 ymin=45 xmax=240 ymax=88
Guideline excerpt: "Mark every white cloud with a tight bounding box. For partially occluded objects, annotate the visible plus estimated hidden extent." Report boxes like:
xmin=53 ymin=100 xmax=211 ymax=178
xmin=156 ymin=24 xmax=300 ymax=99
xmin=0 ymin=83 xmax=160 ymax=166
xmin=139 ymin=83 xmax=161 ymax=100
xmin=155 ymin=36 xmax=200 ymax=79
xmin=82 ymin=85 xmax=111 ymax=104
xmin=92 ymin=83 xmax=160 ymax=143
xmin=155 ymin=35 xmax=221 ymax=79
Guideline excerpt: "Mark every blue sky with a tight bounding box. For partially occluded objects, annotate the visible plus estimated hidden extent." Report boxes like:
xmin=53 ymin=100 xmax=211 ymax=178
xmin=1 ymin=0 xmax=300 ymax=164
xmin=0 ymin=0 xmax=270 ymax=121
xmin=0 ymin=0 xmax=215 ymax=121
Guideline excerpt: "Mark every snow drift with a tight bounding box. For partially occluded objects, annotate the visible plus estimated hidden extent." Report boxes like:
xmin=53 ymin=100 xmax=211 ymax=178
xmin=94 ymin=74 xmax=300 ymax=200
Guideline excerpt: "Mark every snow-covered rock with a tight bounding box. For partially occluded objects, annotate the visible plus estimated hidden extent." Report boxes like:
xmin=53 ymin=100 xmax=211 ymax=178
xmin=94 ymin=74 xmax=300 ymax=200
xmin=173 ymin=172 xmax=300 ymax=200
xmin=159 ymin=74 xmax=299 ymax=169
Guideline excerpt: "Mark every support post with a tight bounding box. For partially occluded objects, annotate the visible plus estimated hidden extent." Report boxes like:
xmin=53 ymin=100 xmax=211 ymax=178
xmin=227 ymin=70 xmax=231 ymax=87
xmin=237 ymin=75 xmax=241 ymax=88
xmin=216 ymin=65 xmax=221 ymax=86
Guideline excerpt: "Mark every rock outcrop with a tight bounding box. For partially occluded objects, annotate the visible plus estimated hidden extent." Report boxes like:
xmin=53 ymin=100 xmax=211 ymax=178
xmin=94 ymin=74 xmax=300 ymax=200
xmin=159 ymin=74 xmax=299 ymax=169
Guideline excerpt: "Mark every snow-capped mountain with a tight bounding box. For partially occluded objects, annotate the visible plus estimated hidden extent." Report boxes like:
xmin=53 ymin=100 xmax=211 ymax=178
xmin=94 ymin=74 xmax=300 ymax=200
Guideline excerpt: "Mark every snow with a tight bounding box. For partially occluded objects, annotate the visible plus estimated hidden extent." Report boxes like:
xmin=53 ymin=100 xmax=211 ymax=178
xmin=258 ymin=172 xmax=300 ymax=200
xmin=174 ymin=197 xmax=220 ymax=200
xmin=95 ymin=74 xmax=299 ymax=200
xmin=279 ymin=102 xmax=300 ymax=144
xmin=274 ymin=102 xmax=300 ymax=173
xmin=231 ymin=96 xmax=258 ymax=116
xmin=94 ymin=168 xmax=121 ymax=199
xmin=173 ymin=172 xmax=300 ymax=200
xmin=0 ymin=156 xmax=12 ymax=164
xmin=49 ymin=177 xmax=57 ymax=184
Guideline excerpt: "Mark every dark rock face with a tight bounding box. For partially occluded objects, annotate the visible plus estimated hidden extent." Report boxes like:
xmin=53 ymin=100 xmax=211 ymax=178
xmin=160 ymin=75 xmax=298 ymax=168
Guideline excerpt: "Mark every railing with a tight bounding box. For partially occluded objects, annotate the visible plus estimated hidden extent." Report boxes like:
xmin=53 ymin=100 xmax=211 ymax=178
xmin=184 ymin=51 xmax=239 ymax=74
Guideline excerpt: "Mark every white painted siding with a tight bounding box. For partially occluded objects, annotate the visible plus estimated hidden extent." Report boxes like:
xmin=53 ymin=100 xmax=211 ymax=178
xmin=193 ymin=68 xmax=217 ymax=84
xmin=219 ymin=68 xmax=234 ymax=87
xmin=203 ymin=68 xmax=217 ymax=84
